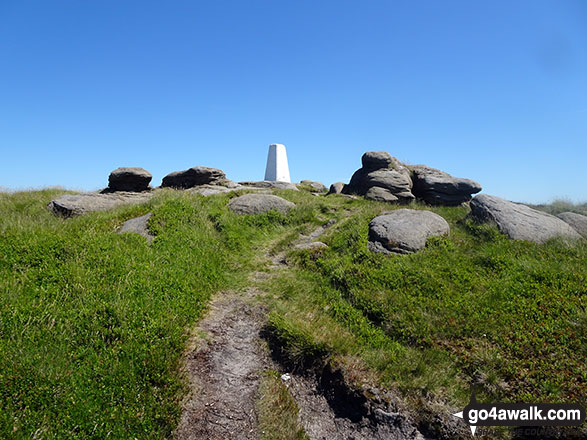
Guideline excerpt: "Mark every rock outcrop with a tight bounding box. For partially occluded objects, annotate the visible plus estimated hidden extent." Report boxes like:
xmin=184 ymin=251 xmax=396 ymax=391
xmin=48 ymin=192 xmax=153 ymax=217
xmin=228 ymin=194 xmax=295 ymax=215
xmin=557 ymin=212 xmax=587 ymax=238
xmin=368 ymin=209 xmax=450 ymax=254
xmin=343 ymin=151 xmax=414 ymax=203
xmin=108 ymin=167 xmax=152 ymax=192
xmin=162 ymin=166 xmax=228 ymax=188
xmin=410 ymin=165 xmax=482 ymax=206
xmin=470 ymin=194 xmax=581 ymax=243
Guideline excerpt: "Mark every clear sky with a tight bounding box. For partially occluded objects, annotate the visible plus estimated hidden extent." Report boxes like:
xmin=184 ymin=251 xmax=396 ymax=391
xmin=1 ymin=0 xmax=585 ymax=203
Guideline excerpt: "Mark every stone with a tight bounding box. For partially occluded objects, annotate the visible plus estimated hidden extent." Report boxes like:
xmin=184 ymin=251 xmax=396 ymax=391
xmin=470 ymin=194 xmax=581 ymax=243
xmin=368 ymin=209 xmax=450 ymax=254
xmin=48 ymin=192 xmax=153 ymax=217
xmin=299 ymin=180 xmax=327 ymax=192
xmin=343 ymin=151 xmax=415 ymax=202
xmin=108 ymin=167 xmax=152 ymax=192
xmin=557 ymin=212 xmax=587 ymax=238
xmin=228 ymin=194 xmax=295 ymax=215
xmin=237 ymin=181 xmax=299 ymax=191
xmin=328 ymin=182 xmax=345 ymax=194
xmin=293 ymin=241 xmax=328 ymax=250
xmin=264 ymin=143 xmax=291 ymax=182
xmin=118 ymin=212 xmax=154 ymax=243
xmin=365 ymin=186 xmax=399 ymax=203
xmin=162 ymin=166 xmax=227 ymax=188
xmin=410 ymin=165 xmax=481 ymax=205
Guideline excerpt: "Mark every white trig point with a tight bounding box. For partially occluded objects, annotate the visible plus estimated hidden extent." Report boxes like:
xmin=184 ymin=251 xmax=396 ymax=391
xmin=264 ymin=143 xmax=291 ymax=182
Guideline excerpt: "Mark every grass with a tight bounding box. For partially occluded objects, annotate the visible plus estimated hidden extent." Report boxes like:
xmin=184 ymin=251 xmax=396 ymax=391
xmin=1 ymin=188 xmax=585 ymax=438
xmin=256 ymin=371 xmax=309 ymax=440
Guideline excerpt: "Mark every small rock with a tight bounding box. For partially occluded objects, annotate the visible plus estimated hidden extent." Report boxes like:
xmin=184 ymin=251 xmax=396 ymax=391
xmin=368 ymin=209 xmax=450 ymax=254
xmin=162 ymin=166 xmax=227 ymax=188
xmin=108 ymin=167 xmax=152 ymax=192
xmin=328 ymin=182 xmax=345 ymax=194
xmin=293 ymin=241 xmax=328 ymax=250
xmin=228 ymin=194 xmax=295 ymax=215
xmin=470 ymin=194 xmax=581 ymax=243
xmin=557 ymin=212 xmax=587 ymax=238
xmin=118 ymin=212 xmax=154 ymax=243
xmin=299 ymin=180 xmax=327 ymax=192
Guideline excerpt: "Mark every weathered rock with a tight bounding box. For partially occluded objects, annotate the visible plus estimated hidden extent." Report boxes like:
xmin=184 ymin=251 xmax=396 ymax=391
xmin=118 ymin=212 xmax=154 ymax=243
xmin=328 ymin=182 xmax=345 ymax=194
xmin=299 ymin=180 xmax=327 ymax=192
xmin=238 ymin=181 xmax=299 ymax=191
xmin=293 ymin=241 xmax=328 ymax=250
xmin=108 ymin=167 xmax=152 ymax=192
xmin=228 ymin=194 xmax=295 ymax=215
xmin=365 ymin=186 xmax=399 ymax=203
xmin=368 ymin=209 xmax=450 ymax=254
xmin=410 ymin=165 xmax=481 ymax=205
xmin=48 ymin=192 xmax=153 ymax=217
xmin=362 ymin=151 xmax=394 ymax=170
xmin=557 ymin=212 xmax=587 ymax=238
xmin=344 ymin=151 xmax=414 ymax=203
xmin=470 ymin=194 xmax=581 ymax=243
xmin=162 ymin=166 xmax=227 ymax=188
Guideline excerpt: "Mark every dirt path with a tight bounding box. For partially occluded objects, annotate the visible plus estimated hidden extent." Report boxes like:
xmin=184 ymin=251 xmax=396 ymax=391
xmin=174 ymin=288 xmax=269 ymax=440
xmin=175 ymin=222 xmax=427 ymax=440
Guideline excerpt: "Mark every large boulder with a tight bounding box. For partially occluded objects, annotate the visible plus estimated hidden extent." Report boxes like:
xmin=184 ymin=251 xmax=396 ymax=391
xmin=48 ymin=192 xmax=153 ymax=217
xmin=368 ymin=209 xmax=450 ymax=254
xmin=557 ymin=212 xmax=587 ymax=238
xmin=365 ymin=186 xmax=399 ymax=203
xmin=410 ymin=165 xmax=481 ymax=206
xmin=108 ymin=167 xmax=152 ymax=192
xmin=470 ymin=194 xmax=581 ymax=243
xmin=228 ymin=194 xmax=295 ymax=215
xmin=343 ymin=151 xmax=414 ymax=203
xmin=162 ymin=166 xmax=227 ymax=188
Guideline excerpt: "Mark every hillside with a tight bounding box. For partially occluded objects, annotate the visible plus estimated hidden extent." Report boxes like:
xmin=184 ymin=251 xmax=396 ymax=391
xmin=0 ymin=186 xmax=585 ymax=439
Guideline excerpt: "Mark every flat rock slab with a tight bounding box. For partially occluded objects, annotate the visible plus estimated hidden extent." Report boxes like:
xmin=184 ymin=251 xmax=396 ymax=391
xmin=368 ymin=209 xmax=450 ymax=254
xmin=118 ymin=212 xmax=154 ymax=243
xmin=293 ymin=241 xmax=328 ymax=250
xmin=470 ymin=194 xmax=581 ymax=243
xmin=557 ymin=212 xmax=587 ymax=238
xmin=228 ymin=194 xmax=295 ymax=215
xmin=108 ymin=167 xmax=152 ymax=192
xmin=238 ymin=181 xmax=299 ymax=191
xmin=48 ymin=192 xmax=153 ymax=217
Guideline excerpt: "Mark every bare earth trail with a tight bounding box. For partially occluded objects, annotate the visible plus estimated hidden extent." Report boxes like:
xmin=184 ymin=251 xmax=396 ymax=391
xmin=175 ymin=223 xmax=427 ymax=440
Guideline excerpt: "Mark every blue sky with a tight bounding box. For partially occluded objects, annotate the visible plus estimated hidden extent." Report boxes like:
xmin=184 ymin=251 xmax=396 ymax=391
xmin=1 ymin=0 xmax=585 ymax=203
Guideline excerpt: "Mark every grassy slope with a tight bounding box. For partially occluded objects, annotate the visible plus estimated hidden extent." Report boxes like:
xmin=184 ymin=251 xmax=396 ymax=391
xmin=0 ymin=188 xmax=585 ymax=438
